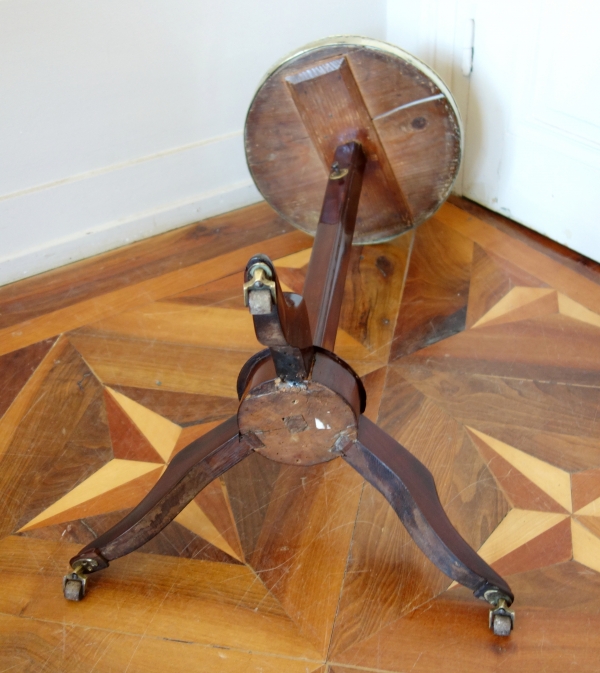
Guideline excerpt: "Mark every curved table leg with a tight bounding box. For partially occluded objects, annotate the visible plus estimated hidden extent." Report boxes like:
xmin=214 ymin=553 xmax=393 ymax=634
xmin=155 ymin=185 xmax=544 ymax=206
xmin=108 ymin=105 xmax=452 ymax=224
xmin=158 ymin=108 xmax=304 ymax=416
xmin=63 ymin=416 xmax=257 ymax=600
xmin=342 ymin=415 xmax=514 ymax=633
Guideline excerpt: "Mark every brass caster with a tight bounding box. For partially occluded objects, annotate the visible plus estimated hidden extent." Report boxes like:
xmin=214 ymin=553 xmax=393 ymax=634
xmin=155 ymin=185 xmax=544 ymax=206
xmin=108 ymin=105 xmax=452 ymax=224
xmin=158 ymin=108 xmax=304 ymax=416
xmin=62 ymin=558 xmax=98 ymax=601
xmin=489 ymin=598 xmax=515 ymax=636
xmin=243 ymin=263 xmax=276 ymax=313
xmin=63 ymin=575 xmax=85 ymax=601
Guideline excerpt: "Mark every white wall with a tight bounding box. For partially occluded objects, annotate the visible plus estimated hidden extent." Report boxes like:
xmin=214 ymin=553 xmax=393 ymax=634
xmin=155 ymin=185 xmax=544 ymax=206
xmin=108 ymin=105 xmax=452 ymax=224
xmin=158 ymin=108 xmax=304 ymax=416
xmin=0 ymin=0 xmax=386 ymax=286
xmin=386 ymin=0 xmax=473 ymax=195
xmin=387 ymin=0 xmax=600 ymax=263
xmin=458 ymin=0 xmax=600 ymax=262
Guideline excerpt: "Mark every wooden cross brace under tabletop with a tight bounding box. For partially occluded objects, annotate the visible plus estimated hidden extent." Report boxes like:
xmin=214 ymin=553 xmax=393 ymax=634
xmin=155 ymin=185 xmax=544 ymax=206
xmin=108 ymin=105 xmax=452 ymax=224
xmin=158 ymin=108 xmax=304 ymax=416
xmin=63 ymin=37 xmax=515 ymax=638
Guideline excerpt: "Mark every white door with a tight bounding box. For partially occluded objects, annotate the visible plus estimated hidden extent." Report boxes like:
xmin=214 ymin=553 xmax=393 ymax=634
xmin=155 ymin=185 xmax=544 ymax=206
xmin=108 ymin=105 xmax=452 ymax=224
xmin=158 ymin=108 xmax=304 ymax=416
xmin=461 ymin=0 xmax=600 ymax=262
xmin=387 ymin=0 xmax=600 ymax=262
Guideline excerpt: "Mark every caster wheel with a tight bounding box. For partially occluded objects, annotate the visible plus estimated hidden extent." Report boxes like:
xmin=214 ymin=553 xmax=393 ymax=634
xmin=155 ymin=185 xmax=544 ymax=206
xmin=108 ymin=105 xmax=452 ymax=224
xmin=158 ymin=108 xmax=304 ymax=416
xmin=62 ymin=557 xmax=98 ymax=600
xmin=492 ymin=613 xmax=512 ymax=637
xmin=63 ymin=578 xmax=84 ymax=601
xmin=488 ymin=596 xmax=514 ymax=636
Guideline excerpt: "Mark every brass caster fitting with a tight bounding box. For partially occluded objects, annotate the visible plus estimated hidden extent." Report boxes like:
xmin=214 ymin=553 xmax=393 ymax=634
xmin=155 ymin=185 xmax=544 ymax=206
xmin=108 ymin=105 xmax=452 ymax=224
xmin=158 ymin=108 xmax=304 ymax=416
xmin=488 ymin=597 xmax=515 ymax=636
xmin=243 ymin=263 xmax=277 ymax=314
xmin=62 ymin=558 xmax=98 ymax=601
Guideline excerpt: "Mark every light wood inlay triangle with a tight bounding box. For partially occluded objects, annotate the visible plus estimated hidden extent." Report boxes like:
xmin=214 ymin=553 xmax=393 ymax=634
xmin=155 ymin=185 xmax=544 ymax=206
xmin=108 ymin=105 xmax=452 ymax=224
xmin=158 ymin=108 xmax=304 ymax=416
xmin=171 ymin=420 xmax=224 ymax=460
xmin=575 ymin=495 xmax=600 ymax=516
xmin=476 ymin=509 xmax=568 ymax=566
xmin=104 ymin=389 xmax=164 ymax=463
xmin=575 ymin=515 xmax=600 ymax=538
xmin=467 ymin=427 xmax=572 ymax=511
xmin=466 ymin=243 xmax=549 ymax=328
xmin=194 ymin=478 xmax=245 ymax=562
xmin=174 ymin=500 xmax=242 ymax=562
xmin=19 ymin=459 xmax=164 ymax=531
xmin=107 ymin=388 xmax=181 ymax=462
xmin=491 ymin=518 xmax=572 ymax=576
xmin=572 ymin=467 xmax=600 ymax=511
xmin=473 ymin=287 xmax=557 ymax=328
xmin=468 ymin=429 xmax=568 ymax=513
xmin=558 ymin=293 xmax=600 ymax=329
xmin=571 ymin=518 xmax=600 ymax=574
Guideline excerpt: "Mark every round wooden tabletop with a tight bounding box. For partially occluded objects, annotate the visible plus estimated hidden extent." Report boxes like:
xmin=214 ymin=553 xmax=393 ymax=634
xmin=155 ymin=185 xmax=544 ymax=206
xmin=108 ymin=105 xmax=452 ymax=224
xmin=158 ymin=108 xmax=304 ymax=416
xmin=245 ymin=36 xmax=462 ymax=244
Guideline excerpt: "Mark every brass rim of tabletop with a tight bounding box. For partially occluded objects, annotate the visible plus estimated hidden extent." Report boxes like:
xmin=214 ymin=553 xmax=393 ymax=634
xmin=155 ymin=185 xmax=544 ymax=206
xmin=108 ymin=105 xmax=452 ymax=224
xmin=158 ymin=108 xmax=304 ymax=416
xmin=245 ymin=36 xmax=463 ymax=244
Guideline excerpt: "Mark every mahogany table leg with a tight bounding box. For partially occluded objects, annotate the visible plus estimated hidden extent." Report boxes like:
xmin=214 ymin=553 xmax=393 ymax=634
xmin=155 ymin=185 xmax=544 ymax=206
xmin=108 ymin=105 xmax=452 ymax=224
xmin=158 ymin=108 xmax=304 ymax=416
xmin=63 ymin=416 xmax=257 ymax=600
xmin=61 ymin=132 xmax=514 ymax=634
xmin=302 ymin=141 xmax=366 ymax=350
xmin=243 ymin=140 xmax=365 ymax=378
xmin=342 ymin=415 xmax=514 ymax=633
xmin=243 ymin=254 xmax=313 ymax=382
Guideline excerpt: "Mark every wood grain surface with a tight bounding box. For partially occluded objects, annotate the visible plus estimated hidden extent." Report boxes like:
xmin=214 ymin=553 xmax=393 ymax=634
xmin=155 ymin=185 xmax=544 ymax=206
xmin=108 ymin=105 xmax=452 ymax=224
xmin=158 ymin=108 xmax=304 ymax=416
xmin=245 ymin=39 xmax=461 ymax=243
xmin=1 ymin=198 xmax=600 ymax=672
xmin=286 ymin=55 xmax=412 ymax=233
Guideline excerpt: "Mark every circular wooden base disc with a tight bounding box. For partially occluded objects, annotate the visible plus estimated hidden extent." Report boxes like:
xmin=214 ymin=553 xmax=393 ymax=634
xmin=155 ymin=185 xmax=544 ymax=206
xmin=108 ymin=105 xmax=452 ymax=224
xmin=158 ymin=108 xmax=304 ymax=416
xmin=245 ymin=36 xmax=462 ymax=244
xmin=238 ymin=379 xmax=357 ymax=466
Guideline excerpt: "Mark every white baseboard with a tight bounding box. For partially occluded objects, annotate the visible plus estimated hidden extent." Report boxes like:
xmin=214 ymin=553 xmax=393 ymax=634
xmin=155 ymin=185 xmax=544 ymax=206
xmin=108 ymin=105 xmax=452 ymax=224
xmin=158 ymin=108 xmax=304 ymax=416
xmin=0 ymin=132 xmax=263 ymax=288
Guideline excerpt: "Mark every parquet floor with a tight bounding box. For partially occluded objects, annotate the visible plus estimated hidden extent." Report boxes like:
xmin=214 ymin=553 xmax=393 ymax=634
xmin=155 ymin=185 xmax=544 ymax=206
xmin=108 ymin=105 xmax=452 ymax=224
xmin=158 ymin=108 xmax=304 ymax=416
xmin=1 ymin=199 xmax=599 ymax=672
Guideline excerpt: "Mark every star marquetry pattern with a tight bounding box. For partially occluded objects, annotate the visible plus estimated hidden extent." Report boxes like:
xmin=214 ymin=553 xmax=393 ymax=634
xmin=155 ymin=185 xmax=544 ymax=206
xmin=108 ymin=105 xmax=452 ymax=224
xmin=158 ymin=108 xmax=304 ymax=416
xmin=18 ymin=387 xmax=244 ymax=562
xmin=1 ymin=202 xmax=600 ymax=671
xmin=469 ymin=428 xmax=600 ymax=575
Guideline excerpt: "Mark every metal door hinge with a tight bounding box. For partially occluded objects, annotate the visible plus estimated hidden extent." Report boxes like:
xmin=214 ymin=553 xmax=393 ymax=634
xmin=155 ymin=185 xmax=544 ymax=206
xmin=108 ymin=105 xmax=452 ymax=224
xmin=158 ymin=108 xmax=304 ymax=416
xmin=461 ymin=18 xmax=475 ymax=76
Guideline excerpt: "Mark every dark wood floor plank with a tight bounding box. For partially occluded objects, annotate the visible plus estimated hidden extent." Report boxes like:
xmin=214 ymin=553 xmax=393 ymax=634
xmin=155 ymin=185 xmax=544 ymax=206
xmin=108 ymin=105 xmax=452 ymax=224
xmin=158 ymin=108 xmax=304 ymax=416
xmin=391 ymin=217 xmax=473 ymax=359
xmin=1 ymin=198 xmax=600 ymax=671
xmin=466 ymin=243 xmax=550 ymax=328
xmin=69 ymin=333 xmax=249 ymax=398
xmin=402 ymin=313 xmax=600 ymax=386
xmin=0 ymin=338 xmax=57 ymax=420
xmin=437 ymin=202 xmax=600 ymax=315
xmin=377 ymin=368 xmax=511 ymax=549
xmin=330 ymin=367 xmax=509 ymax=658
xmin=334 ymin=562 xmax=600 ymax=672
xmin=339 ymin=232 xmax=412 ymax=362
xmin=250 ymin=458 xmax=364 ymax=657
xmin=109 ymin=386 xmax=238 ymax=425
xmin=332 ymin=580 xmax=600 ymax=672
xmin=0 ymin=341 xmax=112 ymax=538
xmin=0 ymin=203 xmax=290 ymax=329
xmin=448 ymin=194 xmax=600 ymax=287
xmin=0 ymin=228 xmax=311 ymax=358
xmin=0 ymin=612 xmax=317 ymax=673
xmin=0 ymin=535 xmax=322 ymax=660
xmin=0 ymin=337 xmax=70 ymax=459
xmin=396 ymin=363 xmax=600 ymax=441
